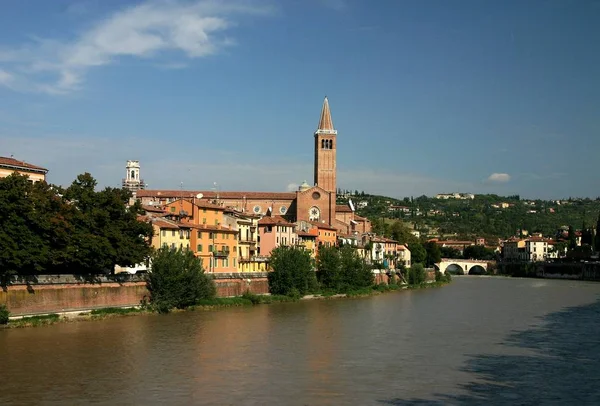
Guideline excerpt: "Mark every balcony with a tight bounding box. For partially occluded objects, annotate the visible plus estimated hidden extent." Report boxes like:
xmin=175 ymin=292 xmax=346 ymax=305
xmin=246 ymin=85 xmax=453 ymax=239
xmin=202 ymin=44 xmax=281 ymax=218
xmin=212 ymin=250 xmax=230 ymax=258
xmin=238 ymin=238 xmax=256 ymax=245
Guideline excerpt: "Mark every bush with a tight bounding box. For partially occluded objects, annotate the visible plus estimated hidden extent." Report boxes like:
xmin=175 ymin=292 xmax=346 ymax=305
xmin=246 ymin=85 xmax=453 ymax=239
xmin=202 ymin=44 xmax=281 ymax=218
xmin=339 ymin=245 xmax=374 ymax=289
xmin=267 ymin=246 xmax=316 ymax=296
xmin=408 ymin=263 xmax=426 ymax=285
xmin=146 ymin=247 xmax=216 ymax=313
xmin=0 ymin=304 xmax=9 ymax=324
xmin=316 ymin=246 xmax=342 ymax=291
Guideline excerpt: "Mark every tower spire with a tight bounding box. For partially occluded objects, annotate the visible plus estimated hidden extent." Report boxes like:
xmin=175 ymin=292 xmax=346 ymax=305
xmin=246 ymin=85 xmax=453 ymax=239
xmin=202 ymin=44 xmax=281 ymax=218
xmin=316 ymin=96 xmax=336 ymax=134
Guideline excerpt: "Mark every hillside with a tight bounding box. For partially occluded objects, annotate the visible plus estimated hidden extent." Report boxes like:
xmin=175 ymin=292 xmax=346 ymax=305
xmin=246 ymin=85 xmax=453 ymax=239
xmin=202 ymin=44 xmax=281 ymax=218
xmin=337 ymin=192 xmax=600 ymax=241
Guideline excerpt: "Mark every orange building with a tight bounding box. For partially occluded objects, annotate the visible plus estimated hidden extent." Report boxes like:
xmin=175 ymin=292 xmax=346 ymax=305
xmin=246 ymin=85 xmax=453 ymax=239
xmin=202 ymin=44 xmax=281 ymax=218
xmin=163 ymin=198 xmax=239 ymax=273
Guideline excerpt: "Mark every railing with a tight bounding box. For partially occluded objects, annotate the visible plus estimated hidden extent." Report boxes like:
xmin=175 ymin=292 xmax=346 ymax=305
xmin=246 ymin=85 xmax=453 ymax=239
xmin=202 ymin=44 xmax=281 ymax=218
xmin=238 ymin=238 xmax=256 ymax=244
xmin=212 ymin=250 xmax=230 ymax=257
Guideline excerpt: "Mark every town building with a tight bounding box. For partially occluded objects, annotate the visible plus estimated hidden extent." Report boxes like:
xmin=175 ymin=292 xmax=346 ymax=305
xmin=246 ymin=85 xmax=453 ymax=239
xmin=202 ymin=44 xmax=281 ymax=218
xmin=136 ymin=97 xmax=371 ymax=237
xmin=257 ymin=215 xmax=298 ymax=257
xmin=0 ymin=156 xmax=48 ymax=182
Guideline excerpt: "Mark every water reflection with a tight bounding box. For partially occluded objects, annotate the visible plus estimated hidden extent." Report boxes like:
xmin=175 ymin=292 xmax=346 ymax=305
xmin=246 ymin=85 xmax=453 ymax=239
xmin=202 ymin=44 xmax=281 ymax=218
xmin=381 ymin=298 xmax=600 ymax=405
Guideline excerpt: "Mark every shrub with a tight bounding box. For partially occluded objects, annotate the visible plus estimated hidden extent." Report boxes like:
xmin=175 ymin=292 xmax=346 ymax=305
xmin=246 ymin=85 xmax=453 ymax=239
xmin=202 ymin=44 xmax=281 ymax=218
xmin=316 ymin=246 xmax=342 ymax=291
xmin=408 ymin=263 xmax=426 ymax=285
xmin=339 ymin=245 xmax=374 ymax=289
xmin=267 ymin=246 xmax=316 ymax=296
xmin=146 ymin=247 xmax=216 ymax=313
xmin=0 ymin=304 xmax=9 ymax=325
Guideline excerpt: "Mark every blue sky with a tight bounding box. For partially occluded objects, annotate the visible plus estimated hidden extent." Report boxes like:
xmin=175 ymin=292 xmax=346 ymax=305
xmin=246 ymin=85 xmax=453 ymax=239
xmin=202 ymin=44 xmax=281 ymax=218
xmin=0 ymin=0 xmax=599 ymax=199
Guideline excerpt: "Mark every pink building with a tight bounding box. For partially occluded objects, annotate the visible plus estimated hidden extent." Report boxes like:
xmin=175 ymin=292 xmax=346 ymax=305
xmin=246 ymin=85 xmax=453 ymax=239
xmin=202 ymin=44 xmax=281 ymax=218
xmin=258 ymin=215 xmax=298 ymax=257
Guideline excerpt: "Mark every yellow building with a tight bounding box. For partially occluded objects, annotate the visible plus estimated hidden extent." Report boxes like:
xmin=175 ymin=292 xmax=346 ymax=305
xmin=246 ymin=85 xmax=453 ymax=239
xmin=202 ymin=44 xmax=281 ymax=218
xmin=150 ymin=218 xmax=191 ymax=251
xmin=0 ymin=156 xmax=48 ymax=182
xmin=224 ymin=210 xmax=267 ymax=272
xmin=298 ymin=230 xmax=318 ymax=259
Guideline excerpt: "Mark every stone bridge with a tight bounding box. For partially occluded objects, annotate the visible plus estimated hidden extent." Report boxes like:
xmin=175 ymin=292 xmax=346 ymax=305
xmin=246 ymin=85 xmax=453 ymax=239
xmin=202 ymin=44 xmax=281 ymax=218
xmin=436 ymin=259 xmax=490 ymax=275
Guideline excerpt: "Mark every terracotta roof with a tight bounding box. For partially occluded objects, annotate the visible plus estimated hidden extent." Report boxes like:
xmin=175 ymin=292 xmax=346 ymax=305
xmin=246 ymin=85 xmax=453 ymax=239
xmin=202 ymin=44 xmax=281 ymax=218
xmin=188 ymin=224 xmax=237 ymax=233
xmin=141 ymin=204 xmax=166 ymax=213
xmin=258 ymin=215 xmax=296 ymax=227
xmin=0 ymin=156 xmax=48 ymax=173
xmin=151 ymin=219 xmax=180 ymax=230
xmin=298 ymin=231 xmax=317 ymax=238
xmin=309 ymin=221 xmax=337 ymax=231
xmin=353 ymin=214 xmax=369 ymax=222
xmin=317 ymin=96 xmax=335 ymax=131
xmin=137 ymin=189 xmax=296 ymax=200
xmin=336 ymin=204 xmax=353 ymax=213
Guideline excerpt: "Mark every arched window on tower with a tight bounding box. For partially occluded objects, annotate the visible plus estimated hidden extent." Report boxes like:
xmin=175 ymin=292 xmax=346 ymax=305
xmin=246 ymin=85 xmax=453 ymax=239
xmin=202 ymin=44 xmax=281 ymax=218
xmin=131 ymin=170 xmax=135 ymax=180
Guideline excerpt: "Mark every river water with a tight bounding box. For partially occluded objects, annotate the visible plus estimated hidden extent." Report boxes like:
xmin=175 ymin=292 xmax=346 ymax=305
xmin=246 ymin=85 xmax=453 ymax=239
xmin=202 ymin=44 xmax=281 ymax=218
xmin=2 ymin=277 xmax=600 ymax=405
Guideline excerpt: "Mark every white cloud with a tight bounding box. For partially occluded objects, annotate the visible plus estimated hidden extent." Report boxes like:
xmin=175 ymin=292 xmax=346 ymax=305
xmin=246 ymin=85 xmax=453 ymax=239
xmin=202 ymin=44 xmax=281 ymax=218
xmin=0 ymin=1 xmax=269 ymax=94
xmin=0 ymin=69 xmax=13 ymax=86
xmin=286 ymin=183 xmax=299 ymax=192
xmin=487 ymin=173 xmax=511 ymax=183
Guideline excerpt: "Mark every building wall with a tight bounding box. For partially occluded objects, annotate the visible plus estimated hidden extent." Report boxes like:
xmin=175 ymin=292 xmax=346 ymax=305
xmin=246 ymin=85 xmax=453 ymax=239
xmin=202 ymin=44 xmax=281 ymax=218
xmin=296 ymin=186 xmax=334 ymax=226
xmin=0 ymin=168 xmax=45 ymax=182
xmin=154 ymin=225 xmax=190 ymax=250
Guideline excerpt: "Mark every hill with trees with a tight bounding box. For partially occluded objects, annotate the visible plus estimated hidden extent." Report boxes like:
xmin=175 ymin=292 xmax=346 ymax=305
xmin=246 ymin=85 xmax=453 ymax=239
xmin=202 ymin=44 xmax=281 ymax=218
xmin=337 ymin=191 xmax=600 ymax=242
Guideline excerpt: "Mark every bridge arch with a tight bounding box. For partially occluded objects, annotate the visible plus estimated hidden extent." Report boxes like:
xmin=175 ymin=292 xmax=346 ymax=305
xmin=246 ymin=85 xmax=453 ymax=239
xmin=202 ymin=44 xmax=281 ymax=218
xmin=468 ymin=265 xmax=486 ymax=275
xmin=437 ymin=259 xmax=490 ymax=275
xmin=445 ymin=264 xmax=465 ymax=275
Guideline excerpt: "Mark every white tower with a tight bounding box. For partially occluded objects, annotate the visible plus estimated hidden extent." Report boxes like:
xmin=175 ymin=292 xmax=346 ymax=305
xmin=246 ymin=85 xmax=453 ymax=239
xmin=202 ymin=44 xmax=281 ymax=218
xmin=122 ymin=160 xmax=145 ymax=193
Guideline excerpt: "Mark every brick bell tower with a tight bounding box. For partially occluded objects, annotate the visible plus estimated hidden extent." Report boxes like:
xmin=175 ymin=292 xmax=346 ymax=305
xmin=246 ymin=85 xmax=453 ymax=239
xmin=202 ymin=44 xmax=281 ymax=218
xmin=314 ymin=96 xmax=337 ymax=225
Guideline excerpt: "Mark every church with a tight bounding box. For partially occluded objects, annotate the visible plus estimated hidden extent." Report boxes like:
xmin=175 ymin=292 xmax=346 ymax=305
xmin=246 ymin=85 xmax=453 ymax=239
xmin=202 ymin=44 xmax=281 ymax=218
xmin=136 ymin=97 xmax=371 ymax=236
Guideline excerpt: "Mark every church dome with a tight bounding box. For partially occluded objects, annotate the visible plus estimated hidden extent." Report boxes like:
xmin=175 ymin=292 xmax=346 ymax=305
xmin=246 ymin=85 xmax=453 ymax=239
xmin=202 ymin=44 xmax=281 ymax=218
xmin=299 ymin=181 xmax=311 ymax=192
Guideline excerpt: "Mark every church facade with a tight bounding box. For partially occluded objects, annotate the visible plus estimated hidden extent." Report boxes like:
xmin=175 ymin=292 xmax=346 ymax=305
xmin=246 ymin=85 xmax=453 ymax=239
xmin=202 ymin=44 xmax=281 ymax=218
xmin=136 ymin=97 xmax=371 ymax=236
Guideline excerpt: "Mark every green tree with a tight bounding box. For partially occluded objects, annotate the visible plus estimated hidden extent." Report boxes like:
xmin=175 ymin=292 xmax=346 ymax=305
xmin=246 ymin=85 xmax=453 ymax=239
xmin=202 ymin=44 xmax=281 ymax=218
xmin=463 ymin=245 xmax=496 ymax=260
xmin=339 ymin=245 xmax=373 ymax=290
xmin=267 ymin=246 xmax=316 ymax=296
xmin=595 ymin=213 xmax=600 ymax=252
xmin=408 ymin=263 xmax=426 ymax=285
xmin=424 ymin=241 xmax=442 ymax=267
xmin=0 ymin=174 xmax=72 ymax=277
xmin=64 ymin=173 xmax=153 ymax=274
xmin=409 ymin=242 xmax=427 ymax=265
xmin=0 ymin=304 xmax=9 ymax=324
xmin=440 ymin=247 xmax=462 ymax=259
xmin=146 ymin=246 xmax=216 ymax=313
xmin=567 ymin=225 xmax=577 ymax=250
xmin=316 ymin=246 xmax=342 ymax=291
xmin=389 ymin=221 xmax=419 ymax=245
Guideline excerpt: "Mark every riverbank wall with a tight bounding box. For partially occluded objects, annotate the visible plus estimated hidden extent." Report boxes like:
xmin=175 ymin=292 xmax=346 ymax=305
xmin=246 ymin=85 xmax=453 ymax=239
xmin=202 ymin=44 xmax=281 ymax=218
xmin=0 ymin=273 xmax=270 ymax=316
xmin=499 ymin=261 xmax=600 ymax=281
xmin=1 ymin=269 xmax=421 ymax=316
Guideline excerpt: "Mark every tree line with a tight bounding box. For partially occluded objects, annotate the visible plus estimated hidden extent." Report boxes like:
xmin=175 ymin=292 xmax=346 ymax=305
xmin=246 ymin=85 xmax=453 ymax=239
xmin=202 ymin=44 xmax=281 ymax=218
xmin=0 ymin=173 xmax=153 ymax=279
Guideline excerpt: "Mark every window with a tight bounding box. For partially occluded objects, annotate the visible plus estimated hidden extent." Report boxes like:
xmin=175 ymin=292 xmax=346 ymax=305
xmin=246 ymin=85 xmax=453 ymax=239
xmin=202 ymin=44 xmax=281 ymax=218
xmin=203 ymin=209 xmax=207 ymax=213
xmin=215 ymin=220 xmax=218 ymax=225
xmin=197 ymin=231 xmax=202 ymax=239
xmin=209 ymin=232 xmax=215 ymax=239
xmin=277 ymin=237 xmax=279 ymax=244
xmin=209 ymin=244 xmax=213 ymax=252
xmin=233 ymin=258 xmax=236 ymax=268
xmin=224 ymin=258 xmax=229 ymax=268
xmin=171 ymin=230 xmax=176 ymax=237
xmin=197 ymin=244 xmax=203 ymax=252
xmin=203 ymin=218 xmax=207 ymax=224
xmin=170 ymin=207 xmax=175 ymax=213
xmin=161 ymin=230 xmax=166 ymax=237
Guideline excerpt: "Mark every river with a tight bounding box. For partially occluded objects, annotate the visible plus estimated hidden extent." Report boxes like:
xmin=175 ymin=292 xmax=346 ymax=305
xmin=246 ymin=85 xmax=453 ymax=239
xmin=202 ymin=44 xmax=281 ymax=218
xmin=1 ymin=277 xmax=600 ymax=405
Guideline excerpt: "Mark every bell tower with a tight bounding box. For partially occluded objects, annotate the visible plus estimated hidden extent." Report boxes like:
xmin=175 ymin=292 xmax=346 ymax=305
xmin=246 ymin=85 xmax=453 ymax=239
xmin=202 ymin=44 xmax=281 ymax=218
xmin=314 ymin=96 xmax=337 ymax=193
